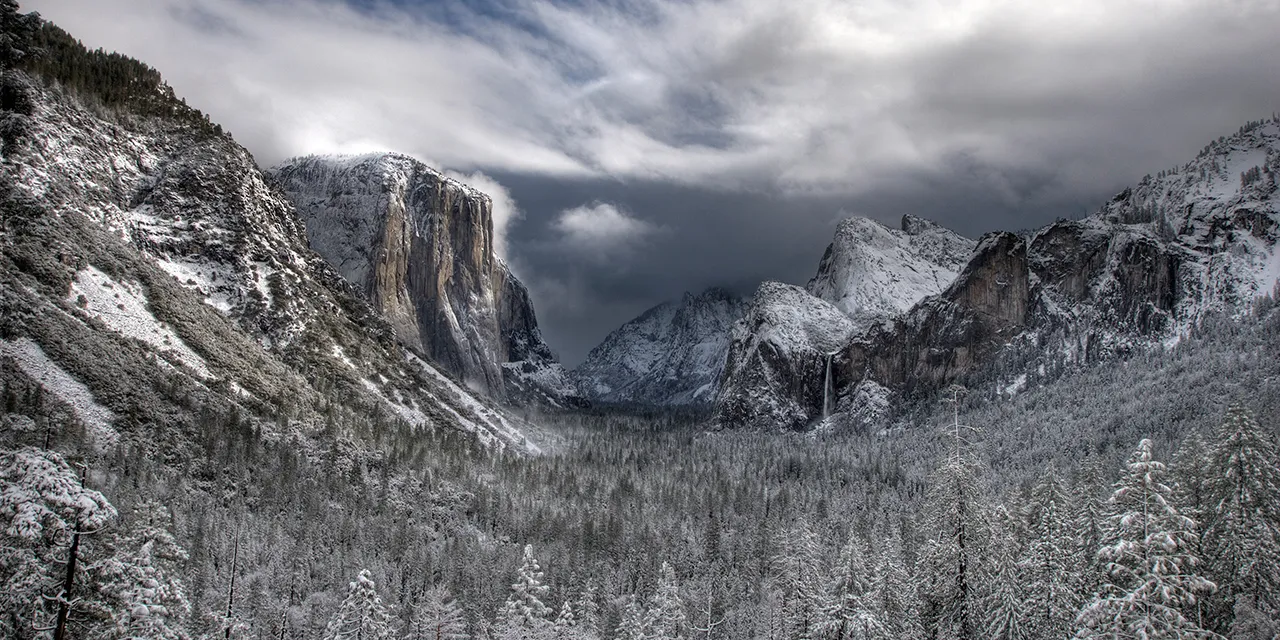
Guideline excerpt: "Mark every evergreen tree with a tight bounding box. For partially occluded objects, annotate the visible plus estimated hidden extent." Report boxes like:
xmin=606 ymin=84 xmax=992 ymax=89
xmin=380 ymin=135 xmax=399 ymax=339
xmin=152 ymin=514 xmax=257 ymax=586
xmin=918 ymin=394 xmax=989 ymax=640
xmin=646 ymin=561 xmax=687 ymax=640
xmin=870 ymin=528 xmax=922 ymax=640
xmin=494 ymin=545 xmax=553 ymax=640
xmin=0 ymin=447 xmax=116 ymax=639
xmin=819 ymin=530 xmax=883 ymax=639
xmin=1074 ymin=439 xmax=1217 ymax=639
xmin=574 ymin=585 xmax=603 ymax=640
xmin=1199 ymin=406 xmax=1280 ymax=633
xmin=771 ymin=518 xmax=826 ymax=639
xmin=93 ymin=501 xmax=191 ymax=640
xmin=0 ymin=0 xmax=39 ymax=68
xmin=1022 ymin=470 xmax=1080 ymax=640
xmin=322 ymin=570 xmax=396 ymax=640
xmin=410 ymin=585 xmax=468 ymax=640
xmin=552 ymin=599 xmax=577 ymax=639
xmin=984 ymin=506 xmax=1029 ymax=640
xmin=615 ymin=595 xmax=649 ymax=640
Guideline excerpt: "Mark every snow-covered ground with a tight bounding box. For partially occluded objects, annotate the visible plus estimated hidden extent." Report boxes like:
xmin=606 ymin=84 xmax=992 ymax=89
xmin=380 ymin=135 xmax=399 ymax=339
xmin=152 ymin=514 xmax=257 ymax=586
xmin=67 ymin=266 xmax=212 ymax=379
xmin=0 ymin=337 xmax=119 ymax=451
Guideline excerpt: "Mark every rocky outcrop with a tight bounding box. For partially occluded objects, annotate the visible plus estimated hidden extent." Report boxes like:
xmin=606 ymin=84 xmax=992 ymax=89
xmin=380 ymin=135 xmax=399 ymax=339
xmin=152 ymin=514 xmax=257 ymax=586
xmin=714 ymin=282 xmax=854 ymax=430
xmin=572 ymin=287 xmax=749 ymax=407
xmin=807 ymin=215 xmax=975 ymax=327
xmin=271 ymin=154 xmax=579 ymax=406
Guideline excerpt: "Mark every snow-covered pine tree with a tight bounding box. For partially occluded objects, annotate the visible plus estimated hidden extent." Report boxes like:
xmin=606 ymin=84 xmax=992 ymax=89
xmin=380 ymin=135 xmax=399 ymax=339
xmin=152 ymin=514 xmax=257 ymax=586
xmin=552 ymin=599 xmax=576 ymax=639
xmin=323 ymin=570 xmax=396 ymax=640
xmin=1199 ymin=406 xmax=1280 ymax=633
xmin=574 ymin=585 xmax=602 ymax=640
xmin=93 ymin=500 xmax=191 ymax=640
xmin=984 ymin=505 xmax=1029 ymax=640
xmin=819 ymin=529 xmax=883 ymax=640
xmin=410 ymin=585 xmax=468 ymax=640
xmin=871 ymin=527 xmax=922 ymax=640
xmin=645 ymin=561 xmax=687 ymax=640
xmin=494 ymin=545 xmax=553 ymax=640
xmin=0 ymin=447 xmax=117 ymax=639
xmin=1022 ymin=470 xmax=1080 ymax=640
xmin=918 ymin=389 xmax=990 ymax=640
xmin=614 ymin=595 xmax=649 ymax=640
xmin=770 ymin=517 xmax=826 ymax=639
xmin=1074 ymin=439 xmax=1217 ymax=640
xmin=1073 ymin=456 xmax=1110 ymax=602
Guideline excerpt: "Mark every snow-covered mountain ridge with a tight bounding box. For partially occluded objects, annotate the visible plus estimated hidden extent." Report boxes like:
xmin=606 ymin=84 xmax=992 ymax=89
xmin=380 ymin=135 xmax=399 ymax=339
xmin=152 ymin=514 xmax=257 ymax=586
xmin=715 ymin=117 xmax=1280 ymax=431
xmin=712 ymin=214 xmax=975 ymax=430
xmin=270 ymin=153 xmax=581 ymax=408
xmin=571 ymin=288 xmax=749 ymax=406
xmin=807 ymin=214 xmax=976 ymax=327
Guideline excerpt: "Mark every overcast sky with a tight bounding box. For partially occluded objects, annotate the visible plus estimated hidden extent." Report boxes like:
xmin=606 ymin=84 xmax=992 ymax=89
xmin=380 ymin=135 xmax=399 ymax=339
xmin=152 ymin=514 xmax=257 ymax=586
xmin=25 ymin=0 xmax=1280 ymax=365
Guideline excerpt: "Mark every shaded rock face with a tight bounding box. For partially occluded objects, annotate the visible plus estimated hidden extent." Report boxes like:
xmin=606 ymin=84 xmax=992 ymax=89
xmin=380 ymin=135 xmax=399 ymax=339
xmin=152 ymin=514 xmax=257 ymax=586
xmin=271 ymin=154 xmax=578 ymax=406
xmin=839 ymin=232 xmax=1030 ymax=399
xmin=714 ymin=282 xmax=854 ymax=431
xmin=573 ymin=288 xmax=750 ymax=407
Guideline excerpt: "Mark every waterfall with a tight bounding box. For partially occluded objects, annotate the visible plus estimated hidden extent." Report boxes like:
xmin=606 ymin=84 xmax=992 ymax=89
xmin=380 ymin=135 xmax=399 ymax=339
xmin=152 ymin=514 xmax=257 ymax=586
xmin=822 ymin=352 xmax=834 ymax=419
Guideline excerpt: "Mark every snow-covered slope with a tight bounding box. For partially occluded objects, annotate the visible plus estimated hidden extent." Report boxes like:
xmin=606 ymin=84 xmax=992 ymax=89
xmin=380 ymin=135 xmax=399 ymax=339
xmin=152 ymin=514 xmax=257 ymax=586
xmin=572 ymin=288 xmax=749 ymax=406
xmin=807 ymin=215 xmax=975 ymax=328
xmin=1 ymin=65 xmax=543 ymax=453
xmin=270 ymin=154 xmax=581 ymax=409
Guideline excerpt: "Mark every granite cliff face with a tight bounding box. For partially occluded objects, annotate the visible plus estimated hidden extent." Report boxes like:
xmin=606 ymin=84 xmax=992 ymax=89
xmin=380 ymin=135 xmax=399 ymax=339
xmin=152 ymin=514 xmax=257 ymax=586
xmin=270 ymin=154 xmax=579 ymax=407
xmin=572 ymin=288 xmax=749 ymax=407
xmin=717 ymin=118 xmax=1280 ymax=431
xmin=713 ymin=215 xmax=973 ymax=430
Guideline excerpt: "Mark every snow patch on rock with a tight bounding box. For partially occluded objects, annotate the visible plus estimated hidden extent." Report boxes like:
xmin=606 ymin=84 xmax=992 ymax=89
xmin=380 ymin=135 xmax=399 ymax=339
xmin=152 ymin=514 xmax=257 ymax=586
xmin=67 ymin=266 xmax=211 ymax=378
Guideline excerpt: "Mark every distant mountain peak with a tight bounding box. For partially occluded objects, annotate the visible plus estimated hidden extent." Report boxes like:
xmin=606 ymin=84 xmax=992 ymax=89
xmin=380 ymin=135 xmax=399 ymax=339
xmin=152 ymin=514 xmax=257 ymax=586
xmin=572 ymin=287 xmax=750 ymax=407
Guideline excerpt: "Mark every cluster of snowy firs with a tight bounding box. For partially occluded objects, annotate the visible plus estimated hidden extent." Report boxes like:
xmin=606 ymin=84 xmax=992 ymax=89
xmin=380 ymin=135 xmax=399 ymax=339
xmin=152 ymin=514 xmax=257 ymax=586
xmin=3 ymin=405 xmax=1278 ymax=640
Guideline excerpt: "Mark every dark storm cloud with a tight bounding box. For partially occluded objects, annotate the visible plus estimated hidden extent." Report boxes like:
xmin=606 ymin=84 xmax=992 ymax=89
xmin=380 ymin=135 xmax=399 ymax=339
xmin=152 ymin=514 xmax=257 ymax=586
xmin=23 ymin=0 xmax=1280 ymax=364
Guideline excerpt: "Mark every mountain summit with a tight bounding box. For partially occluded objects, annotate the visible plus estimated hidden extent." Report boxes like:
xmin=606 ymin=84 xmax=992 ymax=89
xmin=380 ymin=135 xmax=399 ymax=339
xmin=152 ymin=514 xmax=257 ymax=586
xmin=572 ymin=287 xmax=749 ymax=407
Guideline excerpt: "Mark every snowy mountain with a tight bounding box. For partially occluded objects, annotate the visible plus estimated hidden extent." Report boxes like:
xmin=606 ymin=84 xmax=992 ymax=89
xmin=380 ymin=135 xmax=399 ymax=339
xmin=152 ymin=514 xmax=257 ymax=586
xmin=270 ymin=154 xmax=581 ymax=408
xmin=807 ymin=215 xmax=976 ymax=327
xmin=571 ymin=288 xmax=749 ymax=407
xmin=0 ymin=33 xmax=543 ymax=453
xmin=716 ymin=117 xmax=1280 ymax=431
xmin=713 ymin=215 xmax=972 ymax=430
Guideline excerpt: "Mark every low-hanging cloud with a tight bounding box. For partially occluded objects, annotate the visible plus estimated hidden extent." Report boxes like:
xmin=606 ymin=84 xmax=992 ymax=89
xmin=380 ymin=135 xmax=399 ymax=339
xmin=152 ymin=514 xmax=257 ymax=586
xmin=553 ymin=202 xmax=657 ymax=259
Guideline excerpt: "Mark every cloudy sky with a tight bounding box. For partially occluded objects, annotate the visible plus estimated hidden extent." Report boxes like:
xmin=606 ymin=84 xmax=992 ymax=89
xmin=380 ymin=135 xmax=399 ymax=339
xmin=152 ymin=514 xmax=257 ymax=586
xmin=26 ymin=0 xmax=1280 ymax=365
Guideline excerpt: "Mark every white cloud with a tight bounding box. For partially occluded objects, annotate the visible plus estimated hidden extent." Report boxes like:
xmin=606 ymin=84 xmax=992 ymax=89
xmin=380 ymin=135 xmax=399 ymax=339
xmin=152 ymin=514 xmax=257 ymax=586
xmin=553 ymin=202 xmax=657 ymax=257
xmin=22 ymin=0 xmax=1280 ymax=203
